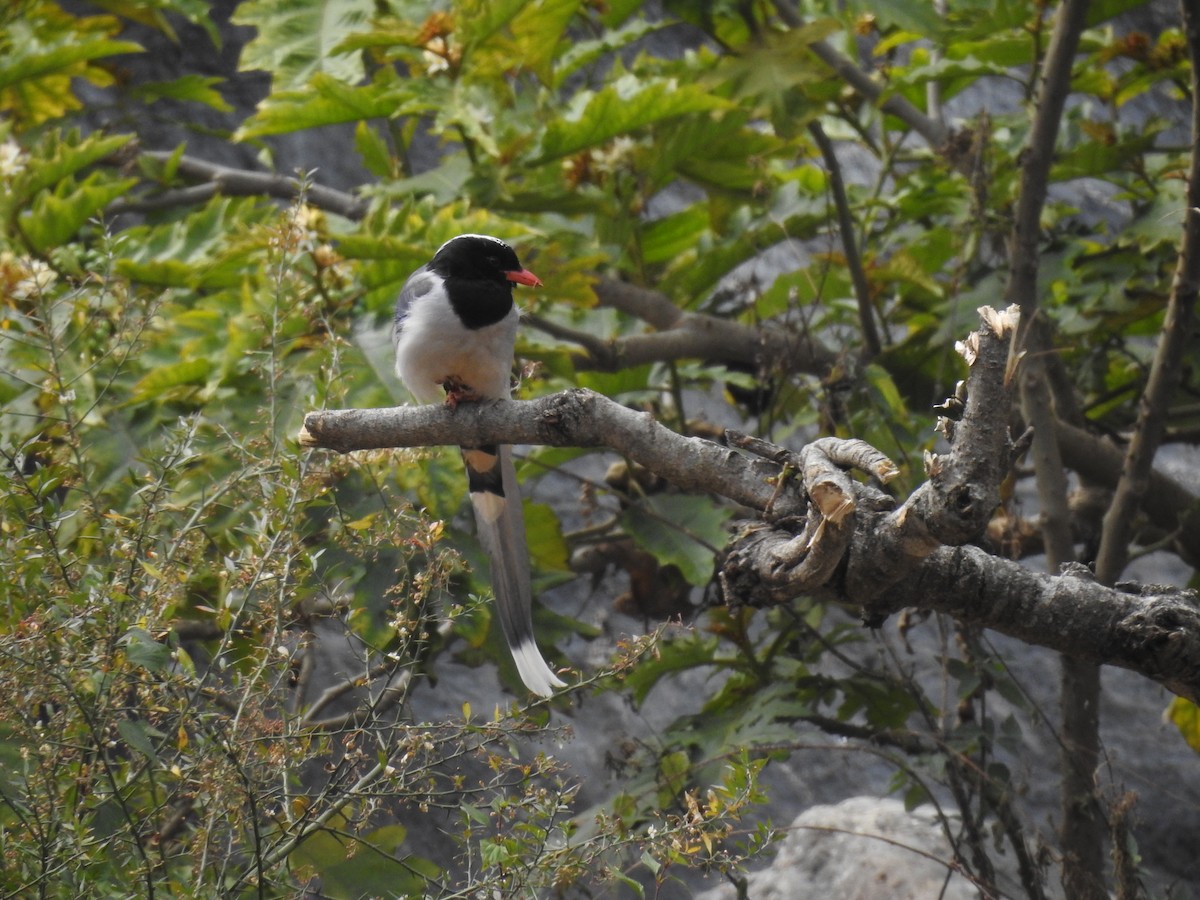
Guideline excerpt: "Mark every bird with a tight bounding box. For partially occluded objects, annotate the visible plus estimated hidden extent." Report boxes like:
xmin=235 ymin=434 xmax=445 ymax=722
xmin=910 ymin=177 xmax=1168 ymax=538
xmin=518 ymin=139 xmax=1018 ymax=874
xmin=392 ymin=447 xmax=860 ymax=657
xmin=392 ymin=233 xmax=566 ymax=697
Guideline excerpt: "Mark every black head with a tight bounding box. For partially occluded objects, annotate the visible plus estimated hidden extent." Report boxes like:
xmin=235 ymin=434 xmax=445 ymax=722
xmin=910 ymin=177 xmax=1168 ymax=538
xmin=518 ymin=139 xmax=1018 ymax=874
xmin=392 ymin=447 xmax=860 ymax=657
xmin=430 ymin=234 xmax=536 ymax=285
xmin=428 ymin=234 xmax=541 ymax=330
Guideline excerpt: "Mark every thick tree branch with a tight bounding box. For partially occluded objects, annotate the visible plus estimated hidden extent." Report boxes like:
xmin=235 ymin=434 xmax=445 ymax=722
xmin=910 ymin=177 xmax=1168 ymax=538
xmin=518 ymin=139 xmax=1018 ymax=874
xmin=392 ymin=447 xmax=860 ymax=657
xmin=301 ymin=388 xmax=807 ymax=522
xmin=299 ymin=387 xmax=1200 ymax=702
xmin=871 ymin=546 xmax=1200 ymax=704
xmin=299 ymin=310 xmax=1200 ymax=704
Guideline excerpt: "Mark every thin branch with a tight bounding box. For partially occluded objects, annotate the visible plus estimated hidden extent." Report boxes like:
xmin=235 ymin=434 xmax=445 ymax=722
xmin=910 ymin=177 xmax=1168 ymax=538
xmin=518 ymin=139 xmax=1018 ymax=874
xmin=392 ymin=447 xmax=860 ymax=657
xmin=807 ymin=121 xmax=882 ymax=359
xmin=1006 ymin=0 xmax=1092 ymax=325
xmin=1094 ymin=0 xmax=1200 ymax=584
xmin=108 ymin=151 xmax=841 ymax=379
xmin=302 ymin=670 xmax=413 ymax=731
xmin=589 ymin=279 xmax=839 ymax=376
xmin=1056 ymin=419 xmax=1200 ymax=564
xmin=109 ymin=150 xmax=369 ymax=220
xmin=769 ymin=0 xmax=948 ymax=148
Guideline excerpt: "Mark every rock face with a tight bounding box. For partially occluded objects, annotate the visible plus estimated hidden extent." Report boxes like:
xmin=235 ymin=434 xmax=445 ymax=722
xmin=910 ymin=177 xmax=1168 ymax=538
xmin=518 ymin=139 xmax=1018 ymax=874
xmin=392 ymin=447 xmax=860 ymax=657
xmin=695 ymin=797 xmax=1027 ymax=900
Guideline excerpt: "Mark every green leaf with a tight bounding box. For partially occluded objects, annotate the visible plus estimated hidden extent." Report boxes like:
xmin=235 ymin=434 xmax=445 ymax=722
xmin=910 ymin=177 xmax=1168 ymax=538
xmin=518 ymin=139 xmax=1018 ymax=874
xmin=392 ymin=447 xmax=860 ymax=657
xmin=666 ymin=115 xmax=785 ymax=192
xmin=117 ymin=718 xmax=162 ymax=763
xmin=1 ymin=131 xmax=130 ymax=211
xmin=0 ymin=9 xmax=142 ymax=125
xmin=1051 ymin=129 xmax=1161 ymax=183
xmin=863 ymin=363 xmax=908 ymax=417
xmin=555 ymin=17 xmax=663 ymax=89
xmin=131 ymin=358 xmax=213 ymax=402
xmin=129 ymin=74 xmax=233 ymax=111
xmin=523 ymin=500 xmax=570 ymax=573
xmin=354 ymin=121 xmax=394 ymax=178
xmin=639 ymin=851 xmax=660 ymax=878
xmin=20 ymin=172 xmax=136 ymax=252
xmin=233 ymin=0 xmax=373 ymax=90
xmin=1085 ymin=0 xmax=1157 ymax=26
xmin=0 ymin=34 xmax=143 ymax=91
xmin=289 ymin=820 xmax=438 ymax=897
xmin=433 ymin=83 xmax=500 ymax=158
xmin=658 ymin=749 xmax=691 ymax=799
xmin=532 ymin=75 xmax=730 ymax=164
xmin=857 ymin=0 xmax=944 ymax=36
xmin=82 ymin=0 xmax=222 ymax=45
xmin=640 ymin=204 xmax=709 ymax=265
xmin=717 ymin=20 xmax=839 ymax=128
xmin=237 ymin=70 xmax=420 ymax=139
xmin=619 ymin=632 xmax=721 ymax=705
xmin=621 ymin=494 xmax=732 ymax=586
xmin=114 ymin=196 xmax=275 ymax=289
xmin=122 ymin=627 xmax=172 ymax=674
xmin=457 ymin=0 xmax=583 ymax=86
xmin=455 ymin=0 xmax=529 ymax=51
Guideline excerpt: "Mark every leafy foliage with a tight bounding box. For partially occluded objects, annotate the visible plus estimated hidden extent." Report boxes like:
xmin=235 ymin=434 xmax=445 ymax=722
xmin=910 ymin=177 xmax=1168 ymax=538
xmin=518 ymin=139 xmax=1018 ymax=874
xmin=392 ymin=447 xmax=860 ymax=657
xmin=0 ymin=0 xmax=1197 ymax=896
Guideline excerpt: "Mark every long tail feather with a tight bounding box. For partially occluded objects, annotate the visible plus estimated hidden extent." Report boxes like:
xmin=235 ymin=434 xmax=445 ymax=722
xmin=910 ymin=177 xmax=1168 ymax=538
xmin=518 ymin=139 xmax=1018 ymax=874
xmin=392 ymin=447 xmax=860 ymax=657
xmin=464 ymin=445 xmax=566 ymax=697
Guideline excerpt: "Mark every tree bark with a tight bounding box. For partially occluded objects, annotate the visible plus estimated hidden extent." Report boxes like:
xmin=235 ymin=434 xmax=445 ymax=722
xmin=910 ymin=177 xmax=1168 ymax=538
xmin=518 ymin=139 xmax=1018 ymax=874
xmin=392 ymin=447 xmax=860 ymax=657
xmin=300 ymin=403 xmax=1200 ymax=703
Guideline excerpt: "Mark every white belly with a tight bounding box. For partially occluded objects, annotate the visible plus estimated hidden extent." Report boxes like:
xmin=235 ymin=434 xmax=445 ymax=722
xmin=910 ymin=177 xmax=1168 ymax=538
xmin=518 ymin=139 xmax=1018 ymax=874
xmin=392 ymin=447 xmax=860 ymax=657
xmin=395 ymin=300 xmax=519 ymax=404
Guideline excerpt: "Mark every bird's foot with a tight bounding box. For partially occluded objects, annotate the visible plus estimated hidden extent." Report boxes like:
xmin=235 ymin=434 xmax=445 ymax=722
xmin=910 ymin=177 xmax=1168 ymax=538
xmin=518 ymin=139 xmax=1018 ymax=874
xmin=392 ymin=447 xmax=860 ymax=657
xmin=439 ymin=376 xmax=483 ymax=409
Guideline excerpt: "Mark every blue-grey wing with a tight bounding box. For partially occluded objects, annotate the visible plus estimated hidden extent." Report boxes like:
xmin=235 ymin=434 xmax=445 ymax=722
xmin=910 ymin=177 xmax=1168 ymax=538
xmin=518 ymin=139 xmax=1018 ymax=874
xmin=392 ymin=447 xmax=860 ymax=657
xmin=392 ymin=265 xmax=436 ymax=347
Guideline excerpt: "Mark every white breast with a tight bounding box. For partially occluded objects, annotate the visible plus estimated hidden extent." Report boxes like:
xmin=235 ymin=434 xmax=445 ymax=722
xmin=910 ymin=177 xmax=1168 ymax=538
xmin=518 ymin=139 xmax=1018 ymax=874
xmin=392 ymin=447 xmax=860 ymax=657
xmin=394 ymin=281 xmax=519 ymax=405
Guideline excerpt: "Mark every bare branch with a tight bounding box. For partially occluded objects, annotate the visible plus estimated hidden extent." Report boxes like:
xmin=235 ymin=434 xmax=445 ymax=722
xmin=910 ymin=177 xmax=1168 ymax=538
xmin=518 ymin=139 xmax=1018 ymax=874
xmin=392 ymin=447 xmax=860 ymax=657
xmin=1094 ymin=0 xmax=1200 ymax=584
xmin=1005 ymin=0 xmax=1092 ymax=324
xmin=871 ymin=544 xmax=1200 ymax=704
xmin=299 ymin=308 xmax=1200 ymax=703
xmin=769 ymin=0 xmax=948 ymax=148
xmin=301 ymin=388 xmax=806 ymax=521
xmin=587 ymin=279 xmax=839 ymax=376
xmin=807 ymin=121 xmax=882 ymax=360
xmin=110 ymin=150 xmax=369 ymax=220
xmin=1056 ymin=420 xmax=1200 ymax=564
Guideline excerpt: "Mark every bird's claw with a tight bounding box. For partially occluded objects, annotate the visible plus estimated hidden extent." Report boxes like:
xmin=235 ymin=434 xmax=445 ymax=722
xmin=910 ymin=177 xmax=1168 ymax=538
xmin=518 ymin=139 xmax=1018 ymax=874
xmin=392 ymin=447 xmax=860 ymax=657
xmin=440 ymin=376 xmax=483 ymax=409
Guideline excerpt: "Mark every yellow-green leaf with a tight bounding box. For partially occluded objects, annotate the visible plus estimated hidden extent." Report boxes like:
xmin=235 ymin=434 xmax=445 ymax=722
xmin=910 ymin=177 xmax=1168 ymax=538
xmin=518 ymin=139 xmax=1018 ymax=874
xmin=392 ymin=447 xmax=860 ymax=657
xmin=1167 ymin=697 xmax=1200 ymax=753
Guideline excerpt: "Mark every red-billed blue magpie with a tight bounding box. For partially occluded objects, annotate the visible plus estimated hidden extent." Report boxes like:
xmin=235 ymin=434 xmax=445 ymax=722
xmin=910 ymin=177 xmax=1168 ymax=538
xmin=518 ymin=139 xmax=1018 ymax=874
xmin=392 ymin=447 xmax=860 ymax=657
xmin=392 ymin=234 xmax=565 ymax=697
